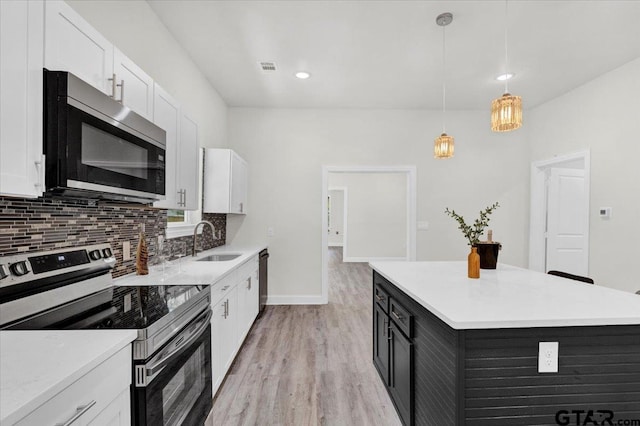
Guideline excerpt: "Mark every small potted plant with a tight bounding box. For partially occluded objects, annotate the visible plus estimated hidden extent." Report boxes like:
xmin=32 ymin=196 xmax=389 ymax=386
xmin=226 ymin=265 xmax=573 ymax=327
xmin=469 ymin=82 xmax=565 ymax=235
xmin=445 ymin=202 xmax=501 ymax=277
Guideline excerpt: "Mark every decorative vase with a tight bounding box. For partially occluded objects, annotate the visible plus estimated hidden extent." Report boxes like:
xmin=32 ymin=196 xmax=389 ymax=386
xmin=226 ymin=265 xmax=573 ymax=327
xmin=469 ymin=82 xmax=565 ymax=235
xmin=136 ymin=224 xmax=149 ymax=275
xmin=468 ymin=246 xmax=480 ymax=279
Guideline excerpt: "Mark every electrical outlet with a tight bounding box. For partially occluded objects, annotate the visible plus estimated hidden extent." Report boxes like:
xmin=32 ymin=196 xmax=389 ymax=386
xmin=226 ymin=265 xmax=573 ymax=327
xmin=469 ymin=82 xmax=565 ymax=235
xmin=123 ymin=241 xmax=131 ymax=261
xmin=267 ymin=227 xmax=275 ymax=237
xmin=538 ymin=341 xmax=559 ymax=373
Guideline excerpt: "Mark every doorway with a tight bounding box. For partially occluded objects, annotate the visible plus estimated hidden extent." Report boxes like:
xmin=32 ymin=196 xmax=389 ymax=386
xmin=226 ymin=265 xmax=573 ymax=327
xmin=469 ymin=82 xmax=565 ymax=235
xmin=328 ymin=187 xmax=347 ymax=248
xmin=321 ymin=166 xmax=417 ymax=304
xmin=529 ymin=151 xmax=590 ymax=275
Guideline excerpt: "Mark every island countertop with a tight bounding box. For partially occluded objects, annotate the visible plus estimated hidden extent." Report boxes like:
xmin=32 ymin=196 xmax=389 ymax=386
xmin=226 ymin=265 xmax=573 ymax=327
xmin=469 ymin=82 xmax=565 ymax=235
xmin=369 ymin=261 xmax=640 ymax=330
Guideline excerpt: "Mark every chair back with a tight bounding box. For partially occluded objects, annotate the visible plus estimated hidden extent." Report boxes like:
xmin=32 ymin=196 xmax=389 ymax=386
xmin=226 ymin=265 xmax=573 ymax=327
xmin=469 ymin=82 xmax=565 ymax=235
xmin=547 ymin=270 xmax=594 ymax=284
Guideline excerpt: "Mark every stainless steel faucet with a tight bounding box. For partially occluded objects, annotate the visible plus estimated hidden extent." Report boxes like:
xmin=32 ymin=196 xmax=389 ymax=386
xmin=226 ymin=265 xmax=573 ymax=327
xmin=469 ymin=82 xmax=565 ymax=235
xmin=192 ymin=220 xmax=216 ymax=256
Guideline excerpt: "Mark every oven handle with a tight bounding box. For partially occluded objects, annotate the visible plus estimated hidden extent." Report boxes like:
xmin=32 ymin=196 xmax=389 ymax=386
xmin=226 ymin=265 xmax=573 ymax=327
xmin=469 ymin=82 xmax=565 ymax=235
xmin=145 ymin=308 xmax=212 ymax=378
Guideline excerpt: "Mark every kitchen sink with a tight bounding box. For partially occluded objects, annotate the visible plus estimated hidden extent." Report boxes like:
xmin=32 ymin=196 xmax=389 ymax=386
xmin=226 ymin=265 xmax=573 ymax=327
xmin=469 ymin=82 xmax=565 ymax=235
xmin=196 ymin=254 xmax=242 ymax=262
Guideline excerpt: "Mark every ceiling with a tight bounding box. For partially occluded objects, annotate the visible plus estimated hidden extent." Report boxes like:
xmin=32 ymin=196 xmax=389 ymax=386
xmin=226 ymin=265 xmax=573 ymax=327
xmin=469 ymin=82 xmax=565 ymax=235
xmin=148 ymin=1 xmax=640 ymax=110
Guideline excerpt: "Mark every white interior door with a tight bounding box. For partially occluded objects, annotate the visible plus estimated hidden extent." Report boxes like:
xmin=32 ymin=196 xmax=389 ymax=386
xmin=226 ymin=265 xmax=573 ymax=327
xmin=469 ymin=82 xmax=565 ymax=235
xmin=546 ymin=168 xmax=588 ymax=275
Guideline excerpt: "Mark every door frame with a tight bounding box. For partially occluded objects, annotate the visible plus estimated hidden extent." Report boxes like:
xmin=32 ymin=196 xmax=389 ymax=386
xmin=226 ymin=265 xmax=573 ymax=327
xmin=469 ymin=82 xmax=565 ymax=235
xmin=327 ymin=186 xmax=348 ymax=249
xmin=321 ymin=165 xmax=417 ymax=304
xmin=529 ymin=150 xmax=590 ymax=273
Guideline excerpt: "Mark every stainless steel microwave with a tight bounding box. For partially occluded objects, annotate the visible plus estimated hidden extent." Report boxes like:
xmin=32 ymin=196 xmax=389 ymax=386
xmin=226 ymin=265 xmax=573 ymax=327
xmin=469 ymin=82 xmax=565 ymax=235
xmin=44 ymin=70 xmax=166 ymax=203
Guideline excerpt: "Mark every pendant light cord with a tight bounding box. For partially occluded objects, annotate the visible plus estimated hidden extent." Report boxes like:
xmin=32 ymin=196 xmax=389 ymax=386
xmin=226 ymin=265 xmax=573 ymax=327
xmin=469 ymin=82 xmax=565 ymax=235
xmin=504 ymin=0 xmax=509 ymax=94
xmin=442 ymin=21 xmax=446 ymax=133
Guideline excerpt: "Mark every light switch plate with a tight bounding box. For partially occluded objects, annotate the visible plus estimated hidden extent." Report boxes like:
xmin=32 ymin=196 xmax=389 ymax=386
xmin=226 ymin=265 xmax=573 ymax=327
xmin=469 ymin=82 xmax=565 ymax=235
xmin=538 ymin=341 xmax=559 ymax=373
xmin=267 ymin=227 xmax=275 ymax=237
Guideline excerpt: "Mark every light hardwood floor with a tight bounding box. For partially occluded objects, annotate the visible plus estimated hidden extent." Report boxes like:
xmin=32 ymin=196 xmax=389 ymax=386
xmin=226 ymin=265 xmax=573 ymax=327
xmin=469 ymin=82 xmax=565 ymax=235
xmin=205 ymin=247 xmax=401 ymax=426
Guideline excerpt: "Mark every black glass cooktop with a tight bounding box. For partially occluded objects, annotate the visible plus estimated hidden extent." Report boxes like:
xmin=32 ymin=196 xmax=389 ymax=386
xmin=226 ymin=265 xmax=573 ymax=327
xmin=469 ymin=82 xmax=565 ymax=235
xmin=5 ymin=284 xmax=207 ymax=331
xmin=104 ymin=285 xmax=206 ymax=329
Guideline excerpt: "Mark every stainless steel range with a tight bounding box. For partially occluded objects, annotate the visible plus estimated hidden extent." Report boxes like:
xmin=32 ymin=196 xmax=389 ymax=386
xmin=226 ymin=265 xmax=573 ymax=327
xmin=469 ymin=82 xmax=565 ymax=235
xmin=0 ymin=244 xmax=212 ymax=426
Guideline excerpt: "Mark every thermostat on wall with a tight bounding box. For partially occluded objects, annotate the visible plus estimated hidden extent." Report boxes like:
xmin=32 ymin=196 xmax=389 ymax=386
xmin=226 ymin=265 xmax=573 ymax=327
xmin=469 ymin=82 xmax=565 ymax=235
xmin=599 ymin=207 xmax=612 ymax=219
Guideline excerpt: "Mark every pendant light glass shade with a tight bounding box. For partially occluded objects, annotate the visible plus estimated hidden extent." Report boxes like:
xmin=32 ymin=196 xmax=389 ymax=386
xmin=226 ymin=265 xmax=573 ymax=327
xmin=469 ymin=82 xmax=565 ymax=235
xmin=491 ymin=93 xmax=522 ymax=132
xmin=491 ymin=1 xmax=522 ymax=132
xmin=434 ymin=133 xmax=454 ymax=158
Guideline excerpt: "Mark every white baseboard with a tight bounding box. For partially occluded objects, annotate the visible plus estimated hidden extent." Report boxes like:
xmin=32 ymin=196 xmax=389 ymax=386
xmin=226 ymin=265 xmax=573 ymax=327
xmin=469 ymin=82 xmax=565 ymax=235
xmin=343 ymin=256 xmax=406 ymax=263
xmin=266 ymin=295 xmax=327 ymax=305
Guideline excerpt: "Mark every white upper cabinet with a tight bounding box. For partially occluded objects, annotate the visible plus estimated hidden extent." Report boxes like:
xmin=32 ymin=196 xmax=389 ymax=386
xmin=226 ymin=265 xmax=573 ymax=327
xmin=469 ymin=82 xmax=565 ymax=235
xmin=152 ymin=84 xmax=181 ymax=209
xmin=179 ymin=114 xmax=200 ymax=210
xmin=152 ymin=84 xmax=200 ymax=211
xmin=0 ymin=0 xmax=45 ymax=198
xmin=113 ymin=48 xmax=154 ymax=121
xmin=45 ymin=1 xmax=154 ymax=120
xmin=203 ymin=149 xmax=248 ymax=214
xmin=44 ymin=0 xmax=114 ymax=95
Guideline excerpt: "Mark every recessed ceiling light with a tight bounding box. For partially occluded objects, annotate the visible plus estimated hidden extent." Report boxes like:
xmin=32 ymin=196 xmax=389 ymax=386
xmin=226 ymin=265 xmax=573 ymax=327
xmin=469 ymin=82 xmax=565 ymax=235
xmin=496 ymin=73 xmax=515 ymax=81
xmin=295 ymin=71 xmax=311 ymax=79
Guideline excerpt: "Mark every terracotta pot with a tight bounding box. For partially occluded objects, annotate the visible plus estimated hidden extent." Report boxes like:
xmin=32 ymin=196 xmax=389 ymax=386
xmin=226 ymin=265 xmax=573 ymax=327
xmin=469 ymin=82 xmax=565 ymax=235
xmin=474 ymin=242 xmax=502 ymax=269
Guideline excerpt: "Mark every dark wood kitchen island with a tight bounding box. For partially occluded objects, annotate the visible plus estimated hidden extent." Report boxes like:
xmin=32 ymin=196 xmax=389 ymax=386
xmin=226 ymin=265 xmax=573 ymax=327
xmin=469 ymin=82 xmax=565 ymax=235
xmin=369 ymin=261 xmax=640 ymax=426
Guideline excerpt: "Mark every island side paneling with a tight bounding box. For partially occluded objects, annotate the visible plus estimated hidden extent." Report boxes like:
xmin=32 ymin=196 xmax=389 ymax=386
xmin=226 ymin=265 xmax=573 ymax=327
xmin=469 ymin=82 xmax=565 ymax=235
xmin=373 ymin=271 xmax=640 ymax=426
xmin=464 ymin=326 xmax=640 ymax=425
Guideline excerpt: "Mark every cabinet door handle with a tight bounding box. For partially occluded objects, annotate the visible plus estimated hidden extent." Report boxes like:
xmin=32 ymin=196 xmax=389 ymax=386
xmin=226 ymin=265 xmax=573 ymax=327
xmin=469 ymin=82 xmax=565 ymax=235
xmin=34 ymin=155 xmax=45 ymax=188
xmin=391 ymin=310 xmax=403 ymax=321
xmin=109 ymin=73 xmax=117 ymax=98
xmin=55 ymin=400 xmax=96 ymax=426
xmin=240 ymin=202 xmax=243 ymax=213
xmin=247 ymin=277 xmax=251 ymax=290
xmin=375 ymin=294 xmax=384 ymax=302
xmin=222 ymin=285 xmax=230 ymax=291
xmin=118 ymin=79 xmax=125 ymax=103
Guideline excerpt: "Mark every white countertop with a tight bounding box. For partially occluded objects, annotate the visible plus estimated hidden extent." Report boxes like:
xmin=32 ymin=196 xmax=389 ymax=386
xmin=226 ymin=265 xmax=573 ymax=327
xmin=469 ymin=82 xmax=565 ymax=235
xmin=115 ymin=244 xmax=267 ymax=287
xmin=369 ymin=261 xmax=640 ymax=330
xmin=0 ymin=330 xmax=137 ymax=425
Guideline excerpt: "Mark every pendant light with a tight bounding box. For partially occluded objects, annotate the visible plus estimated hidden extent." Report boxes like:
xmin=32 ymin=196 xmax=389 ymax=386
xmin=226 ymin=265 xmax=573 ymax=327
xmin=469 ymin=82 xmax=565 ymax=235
xmin=491 ymin=1 xmax=522 ymax=132
xmin=434 ymin=12 xmax=454 ymax=159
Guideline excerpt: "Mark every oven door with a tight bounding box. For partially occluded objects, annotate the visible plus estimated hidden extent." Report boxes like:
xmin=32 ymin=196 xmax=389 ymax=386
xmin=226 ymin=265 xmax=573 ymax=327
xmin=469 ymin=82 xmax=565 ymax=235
xmin=133 ymin=308 xmax=212 ymax=426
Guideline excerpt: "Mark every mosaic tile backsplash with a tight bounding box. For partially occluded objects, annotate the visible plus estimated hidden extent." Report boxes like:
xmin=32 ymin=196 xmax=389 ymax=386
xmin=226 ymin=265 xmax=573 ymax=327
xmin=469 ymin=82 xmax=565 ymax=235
xmin=0 ymin=195 xmax=226 ymax=278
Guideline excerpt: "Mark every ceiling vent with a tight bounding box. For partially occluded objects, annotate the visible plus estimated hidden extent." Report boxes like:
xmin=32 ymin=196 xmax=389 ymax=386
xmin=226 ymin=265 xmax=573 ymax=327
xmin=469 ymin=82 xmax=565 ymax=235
xmin=259 ymin=62 xmax=277 ymax=72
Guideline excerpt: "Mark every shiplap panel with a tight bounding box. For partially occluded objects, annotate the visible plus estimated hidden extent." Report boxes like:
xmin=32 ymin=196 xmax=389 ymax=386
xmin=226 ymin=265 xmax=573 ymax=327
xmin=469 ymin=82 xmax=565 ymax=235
xmin=464 ymin=326 xmax=640 ymax=426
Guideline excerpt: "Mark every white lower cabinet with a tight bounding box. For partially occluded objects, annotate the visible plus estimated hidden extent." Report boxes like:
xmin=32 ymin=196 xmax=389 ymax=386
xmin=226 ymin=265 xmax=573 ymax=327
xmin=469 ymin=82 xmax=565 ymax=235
xmin=211 ymin=284 xmax=238 ymax=394
xmin=15 ymin=345 xmax=132 ymax=426
xmin=210 ymin=255 xmax=260 ymax=397
xmin=237 ymin=259 xmax=260 ymax=342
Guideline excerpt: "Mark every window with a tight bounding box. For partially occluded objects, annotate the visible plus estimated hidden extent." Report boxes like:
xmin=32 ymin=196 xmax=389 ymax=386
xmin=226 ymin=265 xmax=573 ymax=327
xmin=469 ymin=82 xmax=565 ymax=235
xmin=166 ymin=208 xmax=202 ymax=239
xmin=167 ymin=209 xmax=186 ymax=223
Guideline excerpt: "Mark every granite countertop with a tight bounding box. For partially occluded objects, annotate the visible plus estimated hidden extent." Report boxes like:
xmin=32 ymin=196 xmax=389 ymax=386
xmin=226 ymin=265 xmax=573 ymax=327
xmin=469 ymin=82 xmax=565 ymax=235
xmin=0 ymin=330 xmax=137 ymax=425
xmin=369 ymin=261 xmax=640 ymax=330
xmin=115 ymin=244 xmax=267 ymax=287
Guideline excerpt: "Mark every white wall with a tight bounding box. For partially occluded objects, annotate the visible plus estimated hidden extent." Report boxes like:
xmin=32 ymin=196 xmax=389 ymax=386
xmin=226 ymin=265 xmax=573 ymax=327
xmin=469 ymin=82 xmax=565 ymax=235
xmin=227 ymin=108 xmax=530 ymax=300
xmin=528 ymin=57 xmax=640 ymax=293
xmin=327 ymin=189 xmax=344 ymax=247
xmin=328 ymin=172 xmax=407 ymax=260
xmin=66 ymin=0 xmax=227 ymax=149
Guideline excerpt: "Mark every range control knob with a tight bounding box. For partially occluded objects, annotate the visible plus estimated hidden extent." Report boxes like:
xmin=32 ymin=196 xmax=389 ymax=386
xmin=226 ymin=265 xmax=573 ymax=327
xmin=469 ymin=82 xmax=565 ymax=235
xmin=89 ymin=250 xmax=102 ymax=261
xmin=0 ymin=264 xmax=8 ymax=280
xmin=9 ymin=261 xmax=30 ymax=277
xmin=102 ymin=248 xmax=113 ymax=258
